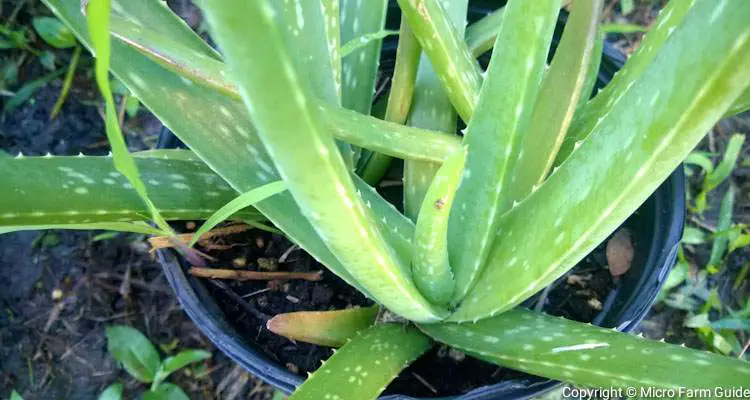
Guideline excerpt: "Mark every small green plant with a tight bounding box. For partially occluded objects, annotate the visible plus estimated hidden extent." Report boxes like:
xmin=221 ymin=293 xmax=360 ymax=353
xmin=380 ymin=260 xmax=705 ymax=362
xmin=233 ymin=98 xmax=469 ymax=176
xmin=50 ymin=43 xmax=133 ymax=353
xmin=3 ymin=0 xmax=750 ymax=398
xmin=103 ymin=325 xmax=211 ymax=400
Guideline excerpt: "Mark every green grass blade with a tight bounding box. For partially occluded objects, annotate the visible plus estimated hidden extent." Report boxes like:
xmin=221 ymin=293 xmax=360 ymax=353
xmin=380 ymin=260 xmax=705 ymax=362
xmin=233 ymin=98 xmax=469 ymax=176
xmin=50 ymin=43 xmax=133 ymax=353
xmin=421 ymin=308 xmax=750 ymax=389
xmin=86 ymin=0 xmax=172 ymax=234
xmin=403 ymin=0 xmax=468 ymax=221
xmin=266 ymin=306 xmax=378 ymax=347
xmin=0 ymin=222 xmax=165 ymax=236
xmin=557 ymin=0 xmax=697 ymax=165
xmin=412 ymin=148 xmax=465 ymax=306
xmin=395 ymin=0 xmax=482 ymax=123
xmin=199 ymin=0 xmax=446 ymax=322
xmin=695 ymin=133 xmax=744 ymax=212
xmin=0 ymin=155 xmax=259 ymax=227
xmin=509 ymin=0 xmax=602 ymax=200
xmin=449 ymin=0 xmax=561 ymax=304
xmin=451 ymin=0 xmax=750 ymax=322
xmin=707 ymin=186 xmax=736 ymax=272
xmin=189 ymin=181 xmax=287 ymax=246
xmin=288 ymin=324 xmax=432 ymax=400
xmin=358 ymin=19 xmax=421 ymax=184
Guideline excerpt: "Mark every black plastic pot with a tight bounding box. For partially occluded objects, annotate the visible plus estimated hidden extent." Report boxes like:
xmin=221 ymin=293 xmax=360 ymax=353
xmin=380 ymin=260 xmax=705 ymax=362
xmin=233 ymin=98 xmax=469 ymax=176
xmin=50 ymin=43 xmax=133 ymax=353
xmin=156 ymin=3 xmax=686 ymax=399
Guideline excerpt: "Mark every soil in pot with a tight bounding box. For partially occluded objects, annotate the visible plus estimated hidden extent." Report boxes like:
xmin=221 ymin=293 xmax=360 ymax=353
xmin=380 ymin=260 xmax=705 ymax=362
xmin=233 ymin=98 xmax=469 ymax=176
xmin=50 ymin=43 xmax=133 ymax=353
xmin=180 ymin=217 xmax=631 ymax=397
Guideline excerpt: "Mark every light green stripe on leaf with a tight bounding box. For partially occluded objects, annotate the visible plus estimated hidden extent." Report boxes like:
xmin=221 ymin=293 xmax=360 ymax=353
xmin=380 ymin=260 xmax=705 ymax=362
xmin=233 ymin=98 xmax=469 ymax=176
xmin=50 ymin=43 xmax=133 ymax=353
xmin=449 ymin=0 xmax=561 ymax=304
xmin=189 ymin=181 xmax=287 ymax=246
xmin=395 ymin=0 xmax=482 ymax=123
xmin=412 ymin=148 xmax=465 ymax=306
xmin=321 ymin=0 xmax=342 ymax=97
xmin=557 ymin=0 xmax=698 ymax=165
xmin=199 ymin=0 xmax=446 ymax=322
xmin=86 ymin=0 xmax=172 ymax=234
xmin=289 ymin=324 xmax=432 ymax=400
xmin=421 ymin=308 xmax=750 ymax=389
xmin=452 ymin=0 xmax=750 ymax=322
xmin=508 ymin=0 xmax=602 ymax=202
xmin=266 ymin=306 xmax=378 ymax=347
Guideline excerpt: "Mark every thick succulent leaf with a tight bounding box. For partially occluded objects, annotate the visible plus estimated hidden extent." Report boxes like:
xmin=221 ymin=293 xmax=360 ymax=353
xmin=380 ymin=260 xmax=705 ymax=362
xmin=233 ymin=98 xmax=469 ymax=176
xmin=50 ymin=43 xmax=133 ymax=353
xmin=341 ymin=30 xmax=399 ymax=58
xmin=105 ymin=17 xmax=458 ymax=164
xmin=189 ymin=181 xmax=287 ymax=246
xmin=557 ymin=0 xmax=697 ymax=164
xmin=395 ymin=0 xmax=482 ymax=123
xmin=509 ymin=0 xmax=602 ymax=201
xmin=0 ymin=155 xmax=258 ymax=227
xmin=448 ymin=0 xmax=561 ymax=304
xmin=199 ymin=0 xmax=446 ymax=322
xmin=321 ymin=0 xmax=342 ymax=96
xmin=46 ymin=0 xmax=410 ymax=299
xmin=288 ymin=324 xmax=432 ymax=400
xmin=464 ymin=6 xmax=504 ymax=57
xmin=412 ymin=149 xmax=465 ymax=306
xmin=576 ymin=32 xmax=604 ymax=111
xmin=340 ymin=0 xmax=387 ymax=115
xmin=358 ymin=19 xmax=421 ymax=184
xmin=421 ymin=308 xmax=750 ymax=389
xmin=452 ymin=0 xmax=750 ymax=322
xmin=266 ymin=306 xmax=378 ymax=347
xmin=87 ymin=0 xmax=172 ymax=234
xmin=403 ymin=0 xmax=468 ymax=221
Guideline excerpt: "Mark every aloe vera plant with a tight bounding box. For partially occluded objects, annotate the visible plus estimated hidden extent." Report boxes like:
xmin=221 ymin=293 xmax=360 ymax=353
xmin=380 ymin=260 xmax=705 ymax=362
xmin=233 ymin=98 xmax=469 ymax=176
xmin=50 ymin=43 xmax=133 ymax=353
xmin=5 ymin=0 xmax=750 ymax=398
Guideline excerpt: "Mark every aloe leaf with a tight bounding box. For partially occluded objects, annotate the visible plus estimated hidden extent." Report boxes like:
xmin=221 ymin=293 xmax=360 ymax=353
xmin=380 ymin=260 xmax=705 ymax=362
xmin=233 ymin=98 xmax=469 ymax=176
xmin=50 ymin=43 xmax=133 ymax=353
xmin=576 ymin=31 xmax=604 ymax=111
xmin=402 ymin=1 xmax=468 ymax=221
xmin=452 ymin=0 xmax=750 ymax=322
xmin=0 ymin=155 xmax=258 ymax=227
xmin=464 ymin=6 xmax=504 ymax=57
xmin=358 ymin=19 xmax=421 ymax=185
xmin=421 ymin=308 xmax=750 ymax=388
xmin=103 ymin=17 xmax=459 ymax=165
xmin=288 ymin=324 xmax=432 ymax=400
xmin=725 ymin=86 xmax=750 ymax=117
xmin=86 ymin=0 xmax=172 ymax=234
xmin=509 ymin=0 xmax=602 ymax=201
xmin=395 ymin=0 xmax=482 ymax=123
xmin=189 ymin=181 xmax=287 ymax=246
xmin=46 ymin=0 xmax=407 ymax=300
xmin=199 ymin=0 xmax=446 ymax=322
xmin=412 ymin=149 xmax=465 ymax=306
xmin=321 ymin=0 xmax=342 ymax=97
xmin=557 ymin=0 xmax=697 ymax=164
xmin=449 ymin=0 xmax=561 ymax=304
xmin=341 ymin=30 xmax=399 ymax=58
xmin=266 ymin=306 xmax=379 ymax=347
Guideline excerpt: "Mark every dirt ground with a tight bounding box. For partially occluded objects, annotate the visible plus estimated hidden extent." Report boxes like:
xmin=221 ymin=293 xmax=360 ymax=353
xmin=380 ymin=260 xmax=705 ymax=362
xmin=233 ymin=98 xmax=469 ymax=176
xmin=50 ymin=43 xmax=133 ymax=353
xmin=1 ymin=0 xmax=748 ymax=399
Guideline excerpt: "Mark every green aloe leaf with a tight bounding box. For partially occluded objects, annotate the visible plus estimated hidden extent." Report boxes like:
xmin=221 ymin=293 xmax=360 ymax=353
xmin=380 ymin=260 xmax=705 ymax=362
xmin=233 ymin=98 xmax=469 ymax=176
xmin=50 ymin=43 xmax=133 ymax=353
xmin=266 ymin=306 xmax=379 ymax=347
xmin=189 ymin=181 xmax=287 ymax=246
xmin=452 ymin=0 xmax=750 ymax=322
xmin=358 ymin=19 xmax=421 ymax=185
xmin=198 ymin=0 xmax=446 ymax=322
xmin=576 ymin=31 xmax=603 ymax=111
xmin=152 ymin=349 xmax=211 ymax=389
xmin=412 ymin=148 xmax=465 ymax=306
xmin=0 ymin=155 xmax=257 ymax=227
xmin=104 ymin=16 xmax=458 ymax=164
xmin=395 ymin=0 xmax=482 ymax=123
xmin=403 ymin=0 xmax=468 ymax=222
xmin=86 ymin=0 xmax=172 ymax=234
xmin=557 ymin=0 xmax=697 ymax=164
xmin=725 ymin=87 xmax=750 ymax=117
xmin=45 ymin=0 xmax=406 ymax=299
xmin=509 ymin=0 xmax=602 ymax=200
xmin=288 ymin=324 xmax=432 ymax=400
xmin=464 ymin=6 xmax=504 ymax=57
xmin=341 ymin=30 xmax=399 ymax=58
xmin=321 ymin=0 xmax=342 ymax=96
xmin=449 ymin=0 xmax=561 ymax=304
xmin=106 ymin=325 xmax=161 ymax=383
xmin=421 ymin=308 xmax=750 ymax=388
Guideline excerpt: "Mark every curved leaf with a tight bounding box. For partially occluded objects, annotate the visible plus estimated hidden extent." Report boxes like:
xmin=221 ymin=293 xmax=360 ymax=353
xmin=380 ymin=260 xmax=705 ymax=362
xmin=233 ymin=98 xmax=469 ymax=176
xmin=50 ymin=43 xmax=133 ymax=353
xmin=266 ymin=306 xmax=378 ymax=347
xmin=153 ymin=350 xmax=211 ymax=388
xmin=106 ymin=325 xmax=161 ymax=383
